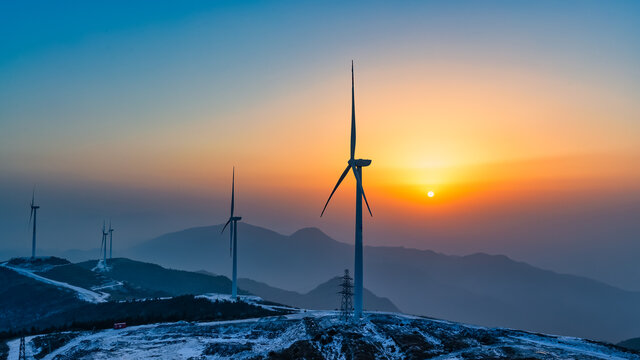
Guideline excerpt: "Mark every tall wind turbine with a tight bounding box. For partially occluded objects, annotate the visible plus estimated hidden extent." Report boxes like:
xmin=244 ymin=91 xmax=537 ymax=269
xmin=221 ymin=167 xmax=242 ymax=299
xmin=108 ymin=221 xmax=114 ymax=259
xmin=28 ymin=189 xmax=40 ymax=259
xmin=321 ymin=61 xmax=373 ymax=320
xmin=101 ymin=221 xmax=108 ymax=266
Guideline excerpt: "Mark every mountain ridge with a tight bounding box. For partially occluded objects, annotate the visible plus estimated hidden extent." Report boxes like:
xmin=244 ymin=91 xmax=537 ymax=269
xmin=125 ymin=222 xmax=640 ymax=342
xmin=238 ymin=276 xmax=400 ymax=313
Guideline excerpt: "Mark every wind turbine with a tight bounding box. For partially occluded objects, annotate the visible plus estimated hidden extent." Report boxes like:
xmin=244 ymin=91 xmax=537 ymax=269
xmin=321 ymin=61 xmax=373 ymax=320
xmin=98 ymin=223 xmax=104 ymax=263
xmin=108 ymin=221 xmax=114 ymax=259
xmin=221 ymin=167 xmax=242 ymax=299
xmin=101 ymin=221 xmax=108 ymax=267
xmin=28 ymin=189 xmax=40 ymax=259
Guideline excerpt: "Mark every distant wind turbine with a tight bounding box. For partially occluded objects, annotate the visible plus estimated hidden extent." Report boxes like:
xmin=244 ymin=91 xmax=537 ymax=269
xmin=101 ymin=221 xmax=108 ymax=266
xmin=99 ymin=223 xmax=103 ymax=262
xmin=109 ymin=221 xmax=114 ymax=259
xmin=28 ymin=188 xmax=40 ymax=259
xmin=321 ymin=61 xmax=373 ymax=320
xmin=221 ymin=167 xmax=242 ymax=299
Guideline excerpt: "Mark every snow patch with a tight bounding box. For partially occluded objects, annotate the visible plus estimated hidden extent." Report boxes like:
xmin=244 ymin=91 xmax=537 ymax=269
xmin=92 ymin=259 xmax=111 ymax=272
xmin=12 ymin=312 xmax=638 ymax=360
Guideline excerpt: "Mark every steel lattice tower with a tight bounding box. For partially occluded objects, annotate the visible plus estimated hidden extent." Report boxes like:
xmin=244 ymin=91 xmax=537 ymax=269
xmin=19 ymin=336 xmax=26 ymax=360
xmin=339 ymin=269 xmax=354 ymax=321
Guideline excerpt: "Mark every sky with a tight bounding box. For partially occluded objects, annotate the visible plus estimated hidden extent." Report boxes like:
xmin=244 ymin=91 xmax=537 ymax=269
xmin=1 ymin=1 xmax=640 ymax=289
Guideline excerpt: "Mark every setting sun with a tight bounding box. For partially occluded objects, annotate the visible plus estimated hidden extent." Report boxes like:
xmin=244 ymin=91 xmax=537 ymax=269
xmin=428 ymin=191 xmax=435 ymax=198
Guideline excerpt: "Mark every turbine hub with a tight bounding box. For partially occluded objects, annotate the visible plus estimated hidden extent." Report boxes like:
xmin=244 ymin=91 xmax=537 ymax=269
xmin=231 ymin=216 xmax=242 ymax=221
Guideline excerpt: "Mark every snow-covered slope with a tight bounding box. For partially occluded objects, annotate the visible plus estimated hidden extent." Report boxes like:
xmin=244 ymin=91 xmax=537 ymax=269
xmin=7 ymin=311 xmax=638 ymax=359
xmin=0 ymin=263 xmax=108 ymax=303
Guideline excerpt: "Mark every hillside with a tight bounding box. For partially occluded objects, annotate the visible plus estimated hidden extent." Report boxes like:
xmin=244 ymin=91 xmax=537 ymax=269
xmin=0 ymin=257 xmax=255 ymax=335
xmin=34 ymin=261 xmax=166 ymax=301
xmin=619 ymin=338 xmax=640 ymax=352
xmin=1 ymin=294 xmax=287 ymax=344
xmin=238 ymin=276 xmax=399 ymax=312
xmin=126 ymin=223 xmax=640 ymax=342
xmin=0 ymin=265 xmax=85 ymax=332
xmin=5 ymin=312 xmax=638 ymax=359
xmin=74 ymin=258 xmax=244 ymax=297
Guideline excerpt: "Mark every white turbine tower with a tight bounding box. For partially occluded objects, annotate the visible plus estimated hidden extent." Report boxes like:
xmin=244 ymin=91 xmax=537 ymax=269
xmin=321 ymin=61 xmax=373 ymax=320
xmin=221 ymin=167 xmax=242 ymax=299
xmin=28 ymin=189 xmax=40 ymax=259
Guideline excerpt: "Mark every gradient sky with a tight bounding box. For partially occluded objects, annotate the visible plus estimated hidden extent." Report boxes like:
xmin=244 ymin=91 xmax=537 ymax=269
xmin=1 ymin=1 xmax=640 ymax=289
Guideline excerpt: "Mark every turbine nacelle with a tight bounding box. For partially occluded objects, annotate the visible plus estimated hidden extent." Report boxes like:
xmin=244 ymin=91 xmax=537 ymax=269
xmin=349 ymin=159 xmax=372 ymax=167
xmin=219 ymin=167 xmax=241 ymax=299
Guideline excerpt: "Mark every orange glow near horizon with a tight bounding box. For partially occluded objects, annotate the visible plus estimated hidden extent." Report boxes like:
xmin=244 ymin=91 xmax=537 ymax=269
xmin=4 ymin=60 xmax=640 ymax=223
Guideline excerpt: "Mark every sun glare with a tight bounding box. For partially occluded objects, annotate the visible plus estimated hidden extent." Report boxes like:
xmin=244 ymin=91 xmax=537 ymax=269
xmin=428 ymin=191 xmax=435 ymax=198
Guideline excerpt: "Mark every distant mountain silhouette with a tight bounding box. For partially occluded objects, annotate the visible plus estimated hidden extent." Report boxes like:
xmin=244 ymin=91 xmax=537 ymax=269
xmin=618 ymin=337 xmax=640 ymax=352
xmin=127 ymin=222 xmax=640 ymax=342
xmin=237 ymin=276 xmax=399 ymax=312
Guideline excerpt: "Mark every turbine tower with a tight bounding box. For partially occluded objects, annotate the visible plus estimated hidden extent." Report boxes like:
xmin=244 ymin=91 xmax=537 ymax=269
xmin=108 ymin=221 xmax=114 ymax=259
xmin=28 ymin=189 xmax=40 ymax=259
xmin=99 ymin=223 xmax=104 ymax=263
xmin=321 ymin=61 xmax=373 ymax=320
xmin=221 ymin=167 xmax=242 ymax=299
xmin=101 ymin=221 xmax=108 ymax=266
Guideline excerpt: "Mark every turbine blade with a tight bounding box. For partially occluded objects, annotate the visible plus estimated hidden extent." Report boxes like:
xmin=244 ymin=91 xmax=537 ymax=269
xmin=221 ymin=218 xmax=232 ymax=234
xmin=321 ymin=165 xmax=351 ymax=217
xmin=351 ymin=167 xmax=373 ymax=217
xmin=230 ymin=167 xmax=235 ymax=217
xmin=362 ymin=187 xmax=373 ymax=217
xmin=28 ymin=207 xmax=33 ymax=227
xmin=350 ymin=60 xmax=356 ymax=160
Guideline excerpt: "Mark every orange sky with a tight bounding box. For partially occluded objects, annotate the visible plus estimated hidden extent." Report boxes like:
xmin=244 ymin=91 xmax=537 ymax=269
xmin=11 ymin=60 xmax=638 ymax=195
